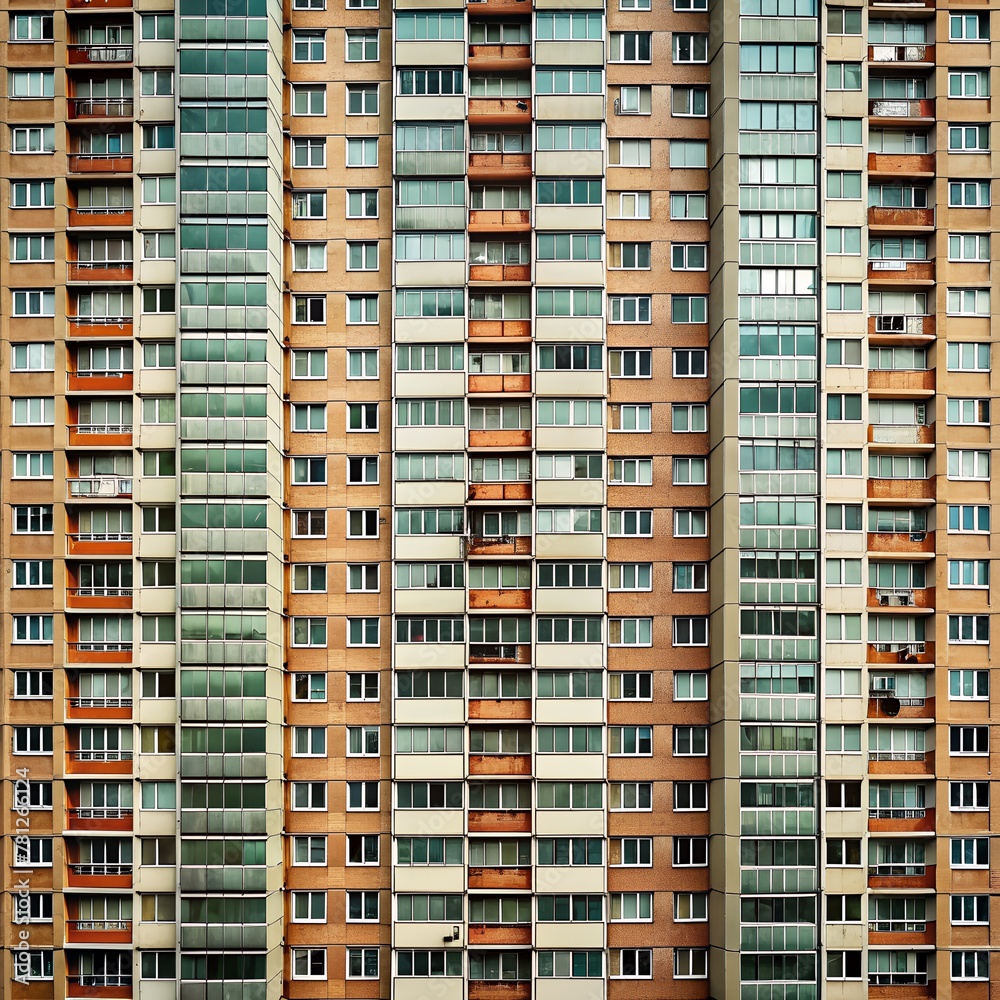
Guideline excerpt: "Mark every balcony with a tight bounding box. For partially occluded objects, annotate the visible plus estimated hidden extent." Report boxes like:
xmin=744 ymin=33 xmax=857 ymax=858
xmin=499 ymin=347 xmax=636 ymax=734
xmin=868 ymin=424 xmax=934 ymax=446
xmin=68 ymin=207 xmax=134 ymax=228
xmin=868 ymin=921 xmax=936 ymax=948
xmin=868 ymin=864 xmax=935 ymax=890
xmin=868 ymin=693 xmax=934 ymax=722
xmin=468 ymin=41 xmax=531 ymax=71
xmin=68 ymin=154 xmax=134 ymax=174
xmin=867 ymin=641 xmax=934 ymax=666
xmin=868 ymin=44 xmax=934 ymax=64
xmin=468 ymin=589 xmax=532 ymax=611
xmin=67 ymin=749 xmax=134 ymax=776
xmin=467 ymin=534 xmax=532 ymax=556
xmin=868 ymin=586 xmax=933 ymax=609
xmin=69 ymin=98 xmax=134 ymax=119
xmin=65 ymin=920 xmax=132 ymax=945
xmin=67 ymin=370 xmax=133 ymax=393
xmin=469 ymin=809 xmax=531 ymax=833
xmin=68 ymin=424 xmax=133 ymax=448
xmin=66 ymin=0 xmax=133 ymax=7
xmin=468 ymin=96 xmax=532 ymax=126
xmin=469 ymin=373 xmax=531 ymax=394
xmin=468 ymin=867 xmax=532 ymax=891
xmin=68 ymin=43 xmax=134 ymax=65
xmin=67 ymin=695 xmax=133 ymax=721
xmin=468 ymin=984 xmax=531 ymax=1000
xmin=66 ymin=862 xmax=133 ymax=889
xmin=868 ymin=206 xmax=934 ymax=230
xmin=469 ymin=753 xmax=532 ymax=775
xmin=867 ymin=151 xmax=935 ymax=177
xmin=869 ymin=750 xmax=934 ymax=776
xmin=66 ymin=588 xmax=133 ymax=611
xmin=67 ymin=260 xmax=134 ymax=283
xmin=469 ymin=698 xmax=531 ymax=720
xmin=469 ymin=430 xmax=531 ymax=449
xmin=470 ymin=643 xmax=531 ymax=665
xmin=68 ymin=478 xmax=132 ymax=500
xmin=68 ymin=642 xmax=133 ymax=664
xmin=468 ymin=209 xmax=531 ymax=234
xmin=867 ymin=477 xmax=934 ymax=502
xmin=468 ymin=318 xmax=532 ymax=338
xmin=67 ymin=532 xmax=133 ymax=558
xmin=868 ymin=98 xmax=934 ymax=121
xmin=468 ymin=482 xmax=532 ymax=502
xmin=66 ymin=806 xmax=133 ymax=832
xmin=868 ymin=369 xmax=935 ymax=394
xmin=469 ymin=925 xmax=532 ymax=946
xmin=868 ymin=806 xmax=935 ymax=834
xmin=67 ymin=973 xmax=132 ymax=999
xmin=868 ymin=259 xmax=935 ymax=283
xmin=68 ymin=316 xmax=134 ymax=338
xmin=468 ymin=151 xmax=532 ymax=184
xmin=467 ymin=0 xmax=533 ymax=10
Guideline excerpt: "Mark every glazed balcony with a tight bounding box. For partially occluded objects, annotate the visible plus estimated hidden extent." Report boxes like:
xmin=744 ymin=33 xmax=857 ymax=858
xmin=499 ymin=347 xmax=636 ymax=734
xmin=868 ymin=693 xmax=934 ymax=722
xmin=66 ymin=806 xmax=133 ymax=832
xmin=868 ymin=258 xmax=935 ymax=283
xmin=867 ymin=806 xmax=934 ymax=834
xmin=468 ymin=866 xmax=532 ymax=891
xmin=67 ymin=370 xmax=133 ymax=393
xmin=468 ymin=151 xmax=532 ymax=184
xmin=469 ymin=753 xmax=532 ymax=776
xmin=868 ymin=424 xmax=934 ymax=447
xmin=68 ymin=154 xmax=134 ymax=175
xmin=69 ymin=98 xmax=134 ymax=119
xmin=468 ymin=482 xmax=532 ymax=502
xmin=867 ymin=151 xmax=935 ymax=177
xmin=468 ymin=984 xmax=531 ymax=1000
xmin=67 ymin=317 xmax=134 ymax=338
xmin=66 ymin=862 xmax=133 ymax=889
xmin=468 ymin=318 xmax=531 ymax=337
xmin=470 ymin=642 xmax=531 ymax=665
xmin=65 ymin=920 xmax=132 ymax=945
xmin=68 ymin=207 xmax=134 ymax=228
xmin=467 ymin=534 xmax=532 ymax=556
xmin=469 ymin=262 xmax=531 ymax=283
xmin=868 ymin=98 xmax=934 ymax=122
xmin=868 ymin=369 xmax=935 ymax=395
xmin=67 ymin=260 xmax=133 ymax=283
xmin=66 ymin=588 xmax=133 ymax=611
xmin=469 ymin=924 xmax=532 ymax=946
xmin=868 ymin=864 xmax=935 ymax=890
xmin=868 ymin=43 xmax=935 ymax=65
xmin=867 ymin=477 xmax=934 ymax=502
xmin=68 ymin=478 xmax=132 ymax=500
xmin=468 ymin=96 xmax=532 ymax=127
xmin=469 ymin=698 xmax=532 ymax=720
xmin=868 ymin=206 xmax=934 ymax=230
xmin=867 ymin=641 xmax=933 ymax=666
xmin=68 ymin=43 xmax=134 ymax=65
xmin=67 ymin=425 xmax=133 ymax=449
xmin=468 ymin=809 xmax=532 ymax=834
xmin=868 ymin=922 xmax=935 ymax=947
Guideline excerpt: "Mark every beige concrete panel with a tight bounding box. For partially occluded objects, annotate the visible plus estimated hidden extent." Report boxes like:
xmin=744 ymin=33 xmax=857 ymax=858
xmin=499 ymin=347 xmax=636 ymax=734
xmin=136 ymin=369 xmax=178 ymax=394
xmin=136 ymin=149 xmax=177 ymax=174
xmin=535 ymin=426 xmax=605 ymax=451
xmin=535 ymin=588 xmax=605 ymax=614
xmin=535 ymin=260 xmax=605 ymax=285
xmin=394 ymin=95 xmax=465 ymax=120
xmin=135 ymin=40 xmax=174 ymax=65
xmin=134 ymin=478 xmax=178 ymax=504
xmin=535 ymin=370 xmax=606 ymax=397
xmin=135 ymin=810 xmax=176 ymax=837
xmin=534 ymin=316 xmax=604 ymax=341
xmin=392 ymin=811 xmax=465 ymax=837
xmin=393 ymin=643 xmax=466 ymax=669
xmin=394 ymin=537 xmax=463 ymax=561
xmin=394 ymin=317 xmax=465 ymax=342
xmin=136 ymin=587 xmax=176 ymax=614
xmin=535 ymin=922 xmax=605 ymax=950
xmin=534 ymin=643 xmax=605 ymax=668
xmin=394 ymin=481 xmax=467 ymax=506
xmin=392 ymin=980 xmax=463 ymax=1000
xmin=395 ymin=427 xmax=465 ymax=452
xmin=393 ymin=754 xmax=464 ymax=779
xmin=137 ymin=204 xmax=177 ymax=230
xmin=394 ymin=40 xmax=465 ymax=64
xmin=138 ymin=698 xmax=179 ymax=724
xmin=394 ymin=700 xmax=465 ymax=725
xmin=535 ymin=205 xmax=604 ymax=231
xmin=535 ymin=480 xmax=606 ymax=506
xmin=395 ymin=260 xmax=465 ymax=286
xmin=534 ymin=533 xmax=604 ymax=560
xmin=536 ymin=149 xmax=604 ymax=177
xmin=392 ymin=866 xmax=465 ymax=893
xmin=394 ymin=590 xmax=465 ymax=614
xmin=135 ymin=923 xmax=177 ymax=948
xmin=535 ymin=699 xmax=605 ymax=724
xmin=535 ymin=754 xmax=605 ymax=780
xmin=535 ymin=40 xmax=605 ymax=65
xmin=394 ymin=372 xmax=466 ymax=397
xmin=535 ymin=810 xmax=605 ymax=837
xmin=536 ymin=96 xmax=605 ymax=119
xmin=135 ymin=866 xmax=176 ymax=892
xmin=534 ymin=866 xmax=605 ymax=894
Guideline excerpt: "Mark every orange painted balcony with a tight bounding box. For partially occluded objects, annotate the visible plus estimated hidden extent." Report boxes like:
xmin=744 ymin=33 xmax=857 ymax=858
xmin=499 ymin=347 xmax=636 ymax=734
xmin=867 ymin=641 xmax=934 ymax=666
xmin=868 ymin=370 xmax=935 ymax=394
xmin=69 ymin=208 xmax=134 ymax=228
xmin=65 ymin=976 xmax=131 ymax=999
xmin=867 ymin=478 xmax=934 ymax=501
xmin=868 ymin=695 xmax=935 ymax=722
xmin=868 ymin=751 xmax=935 ymax=776
xmin=469 ymin=430 xmax=531 ymax=448
xmin=68 ymin=44 xmax=134 ymax=65
xmin=866 ymin=586 xmax=934 ymax=610
xmin=868 ymin=806 xmax=935 ymax=834
xmin=469 ymin=264 xmax=531 ymax=283
xmin=469 ymin=43 xmax=531 ymax=64
xmin=470 ymin=643 xmax=531 ymax=665
xmin=468 ymin=152 xmax=532 ymax=183
xmin=469 ymin=753 xmax=532 ymax=776
xmin=66 ymin=589 xmax=133 ymax=611
xmin=468 ymin=535 xmax=532 ymax=557
xmin=67 ymin=533 xmax=133 ymax=558
xmin=65 ymin=920 xmax=132 ymax=945
xmin=469 ymin=319 xmax=531 ymax=338
xmin=66 ymin=697 xmax=133 ymax=721
xmin=867 ymin=152 xmax=935 ymax=176
xmin=468 ymin=96 xmax=531 ymax=126
xmin=66 ymin=752 xmax=134 ymax=776
xmin=469 ymin=0 xmax=533 ymax=11
xmin=868 ymin=206 xmax=934 ymax=230
xmin=66 ymin=807 xmax=132 ymax=833
xmin=868 ymin=922 xmax=935 ymax=948
xmin=469 ymin=925 xmax=532 ymax=946
xmin=67 ymin=318 xmax=134 ymax=338
xmin=67 ymin=642 xmax=133 ymax=664
xmin=67 ymin=426 xmax=133 ymax=449
xmin=469 ymin=984 xmax=530 ymax=1000
xmin=67 ymin=261 xmax=133 ymax=283
xmin=469 ymin=698 xmax=531 ymax=721
xmin=867 ymin=259 xmax=935 ymax=283
xmin=868 ymin=43 xmax=935 ymax=64
xmin=868 ymin=314 xmax=934 ymax=340
xmin=866 ymin=530 xmax=934 ymax=555
xmin=868 ymin=864 xmax=935 ymax=890
xmin=67 ymin=371 xmax=134 ymax=393
xmin=469 ymin=589 xmax=532 ymax=611
xmin=66 ymin=864 xmax=132 ymax=890
xmin=469 ymin=210 xmax=531 ymax=234
xmin=68 ymin=154 xmax=134 ymax=174
xmin=867 ymin=424 xmax=934 ymax=446
xmin=469 ymin=373 xmax=531 ymax=393
xmin=468 ymin=482 xmax=532 ymax=502
xmin=468 ymin=809 xmax=532 ymax=834
xmin=69 ymin=98 xmax=134 ymax=119
xmin=469 ymin=867 xmax=532 ymax=891
xmin=868 ymin=98 xmax=934 ymax=121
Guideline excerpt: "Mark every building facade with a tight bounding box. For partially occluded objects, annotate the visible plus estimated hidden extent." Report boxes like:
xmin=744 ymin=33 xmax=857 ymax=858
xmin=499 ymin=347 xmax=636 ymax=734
xmin=0 ymin=0 xmax=997 ymax=996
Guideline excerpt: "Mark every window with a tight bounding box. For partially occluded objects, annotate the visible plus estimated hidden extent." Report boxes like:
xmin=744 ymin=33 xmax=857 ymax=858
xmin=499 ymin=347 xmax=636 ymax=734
xmin=670 ymin=193 xmax=707 ymax=219
xmin=950 ymin=13 xmax=989 ymax=40
xmin=141 ymin=125 xmax=174 ymax=150
xmin=291 ymin=84 xmax=326 ymax=116
xmin=952 ymin=837 xmax=989 ymax=868
xmin=10 ymin=13 xmax=54 ymax=40
xmin=292 ymin=29 xmax=325 ymax=61
xmin=13 ymin=558 xmax=54 ymax=589
xmin=949 ymin=234 xmax=991 ymax=261
xmin=347 ymin=949 xmax=379 ymax=979
xmin=12 ymin=451 xmax=53 ymax=479
xmin=292 ymin=137 xmax=325 ymax=168
xmin=674 ymin=726 xmax=708 ymax=755
xmin=347 ymin=294 xmax=379 ymax=323
xmin=953 ymin=953 xmax=989 ymax=981
xmin=673 ymin=837 xmax=708 ymax=867
xmin=293 ymin=727 xmax=327 ymax=757
xmin=609 ymin=31 xmax=651 ymax=61
xmin=348 ymin=618 xmax=380 ymax=646
xmin=347 ymin=834 xmax=379 ymax=865
xmin=292 ymin=673 xmax=327 ymax=702
xmin=608 ymin=509 xmax=652 ymax=537
xmin=609 ymin=191 xmax=650 ymax=219
xmin=292 ymin=295 xmax=325 ymax=325
xmin=951 ymin=781 xmax=990 ymax=811
xmin=610 ymin=348 xmax=651 ymax=378
xmin=827 ymin=7 xmax=861 ymax=33
xmin=670 ymin=141 xmax=707 ymax=168
xmin=13 ymin=615 xmax=53 ymax=644
xmin=828 ymin=283 xmax=862 ymax=311
xmin=609 ymin=458 xmax=652 ymax=484
xmin=346 ymin=456 xmax=378 ymax=484
xmin=950 ymin=669 xmax=989 ymax=700
xmin=347 ymin=84 xmax=379 ymax=116
xmin=672 ymin=86 xmax=708 ymax=117
xmin=292 ymin=949 xmax=327 ymax=980
xmin=948 ymin=288 xmax=991 ymax=315
xmin=13 ymin=727 xmax=53 ymax=754
xmin=674 ymin=949 xmax=708 ymax=979
xmin=12 ymin=126 xmax=55 ymax=154
xmin=674 ymin=348 xmax=708 ymax=376
xmin=674 ymin=672 xmax=707 ymax=701
xmin=346 ymin=29 xmax=379 ymax=60
xmin=947 ymin=342 xmax=991 ymax=371
xmin=674 ymin=782 xmax=708 ymax=811
xmin=827 ymin=171 xmax=862 ymax=199
xmin=827 ymin=62 xmax=862 ymax=90
xmin=9 ymin=70 xmax=54 ymax=98
xmin=950 ymin=125 xmax=990 ymax=151
xmin=618 ymin=84 xmax=651 ymax=114
xmin=14 ymin=670 xmax=53 ymax=697
xmin=951 ymin=725 xmax=989 ymax=755
xmin=291 ymin=243 xmax=326 ymax=272
xmin=291 ymin=565 xmax=327 ymax=594
xmin=950 ymin=69 xmax=990 ymax=98
xmin=142 ymin=287 xmax=175 ymax=313
xmin=11 ymin=180 xmax=54 ymax=209
xmin=828 ymin=952 xmax=862 ymax=981
xmin=293 ymin=835 xmax=327 ymax=866
xmin=825 ymin=670 xmax=861 ymax=697
xmin=347 ymin=781 xmax=379 ymax=810
xmin=827 ymin=118 xmax=862 ymax=145
xmin=673 ymin=33 xmax=708 ymax=62
xmin=674 ymin=617 xmax=709 ymax=647
xmin=14 ymin=505 xmax=53 ymax=534
xmin=291 ymin=191 xmax=326 ymax=220
xmin=674 ymin=509 xmax=707 ymax=536
xmin=292 ymin=891 xmax=327 ymax=923
xmin=292 ymin=510 xmax=326 ymax=538
xmin=827 ymin=839 xmax=861 ymax=866
xmin=673 ymin=457 xmax=707 ymax=484
xmin=291 ymin=349 xmax=327 ymax=380
xmin=952 ymin=896 xmax=989 ymax=925
xmin=826 ymin=782 xmax=861 ymax=808
xmin=292 ymin=782 xmax=327 ymax=811
xmin=291 ymin=617 xmax=327 ymax=648
xmin=347 ymin=510 xmax=378 ymax=539
xmin=826 ymin=725 xmax=862 ymax=753
xmin=608 ymin=563 xmax=652 ymax=591
xmin=291 ymin=457 xmax=326 ymax=485
xmin=11 ymin=235 xmax=54 ymax=263
xmin=12 ymin=290 xmax=54 ymax=317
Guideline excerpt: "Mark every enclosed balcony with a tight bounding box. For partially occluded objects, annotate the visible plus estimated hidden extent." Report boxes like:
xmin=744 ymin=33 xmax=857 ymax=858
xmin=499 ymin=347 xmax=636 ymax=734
xmin=868 ymin=43 xmax=934 ymax=65
xmin=867 ymin=151 xmax=935 ymax=177
xmin=468 ymin=76 xmax=532 ymax=126
xmin=469 ymin=670 xmax=531 ymax=720
xmin=868 ymin=781 xmax=933 ymax=833
xmin=66 ymin=614 xmax=134 ymax=663
xmin=466 ymin=508 xmax=532 ymax=556
xmin=867 ymin=640 xmax=933 ymax=666
xmin=469 ymin=456 xmax=532 ymax=501
xmin=68 ymin=153 xmax=133 ymax=175
xmin=470 ymin=617 xmax=531 ymax=664
xmin=66 ymin=838 xmax=133 ymax=889
xmin=868 ymin=98 xmax=934 ymax=123
xmin=68 ymin=399 xmax=133 ymax=449
xmin=68 ymin=23 xmax=133 ymax=65
xmin=469 ymin=725 xmax=532 ymax=773
xmin=868 ymin=368 xmax=935 ymax=395
xmin=67 ymin=236 xmax=134 ymax=283
xmin=67 ymin=343 xmax=134 ymax=393
xmin=469 ymin=240 xmax=531 ymax=284
xmin=67 ymin=670 xmax=133 ymax=720
xmin=469 ymin=21 xmax=531 ymax=70
xmin=67 ymin=508 xmax=133 ymax=557
xmin=868 ymin=839 xmax=934 ymax=889
xmin=469 ymin=185 xmax=531 ymax=235
xmin=67 ymin=951 xmax=133 ymax=999
xmin=66 ymin=562 xmax=134 ymax=611
xmin=66 ymin=725 xmax=134 ymax=774
xmin=469 ymin=400 xmax=532 ymax=451
xmin=68 ymin=184 xmax=134 ymax=228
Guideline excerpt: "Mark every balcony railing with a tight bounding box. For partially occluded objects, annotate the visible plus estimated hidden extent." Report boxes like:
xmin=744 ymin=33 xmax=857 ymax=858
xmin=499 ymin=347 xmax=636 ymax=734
xmin=67 ymin=44 xmax=133 ymax=63
xmin=868 ymin=973 xmax=927 ymax=986
xmin=68 ymin=920 xmax=132 ymax=932
xmin=69 ymin=316 xmax=133 ymax=328
xmin=69 ymin=424 xmax=133 ymax=436
xmin=72 ymin=750 xmax=133 ymax=761
xmin=68 ymin=154 xmax=133 ymax=173
xmin=69 ymin=697 xmax=133 ymax=708
xmin=868 ymin=808 xmax=926 ymax=819
xmin=869 ymin=690 xmax=926 ymax=707
xmin=869 ymin=751 xmax=925 ymax=761
xmin=68 ymin=478 xmax=132 ymax=497
xmin=876 ymin=587 xmax=916 ymax=606
xmin=70 ymin=370 xmax=131 ymax=380
xmin=868 ymin=864 xmax=925 ymax=877
xmin=70 ymin=975 xmax=133 ymax=987
xmin=68 ymin=642 xmax=133 ymax=653
xmin=869 ymin=44 xmax=932 ymax=62
xmin=68 ymin=863 xmax=133 ymax=876
xmin=70 ymin=98 xmax=134 ymax=117
xmin=69 ymin=807 xmax=132 ymax=819
xmin=68 ymin=533 xmax=133 ymax=543
xmin=868 ymin=98 xmax=934 ymax=118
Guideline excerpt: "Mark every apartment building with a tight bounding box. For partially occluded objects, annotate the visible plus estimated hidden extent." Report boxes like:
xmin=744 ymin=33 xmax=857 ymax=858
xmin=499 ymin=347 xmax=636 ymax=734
xmin=0 ymin=0 xmax=997 ymax=996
